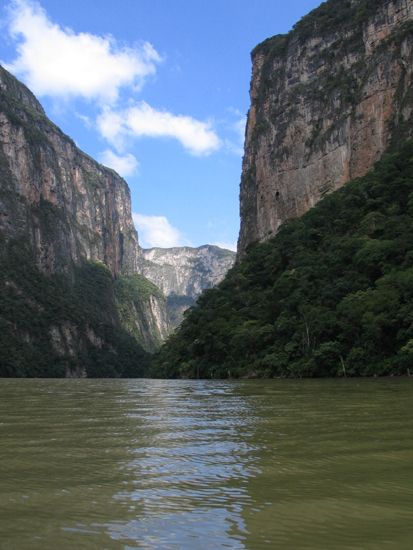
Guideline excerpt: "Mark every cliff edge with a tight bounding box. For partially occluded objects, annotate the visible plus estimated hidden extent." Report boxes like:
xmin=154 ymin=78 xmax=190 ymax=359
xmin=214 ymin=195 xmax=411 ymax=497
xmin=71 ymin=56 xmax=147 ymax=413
xmin=0 ymin=65 xmax=168 ymax=375
xmin=0 ymin=64 xmax=140 ymax=274
xmin=238 ymin=0 xmax=413 ymax=253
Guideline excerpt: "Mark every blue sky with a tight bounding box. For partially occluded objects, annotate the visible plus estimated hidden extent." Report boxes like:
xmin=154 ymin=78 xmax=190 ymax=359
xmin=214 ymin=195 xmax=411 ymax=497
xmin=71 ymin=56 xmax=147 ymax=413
xmin=0 ymin=0 xmax=321 ymax=250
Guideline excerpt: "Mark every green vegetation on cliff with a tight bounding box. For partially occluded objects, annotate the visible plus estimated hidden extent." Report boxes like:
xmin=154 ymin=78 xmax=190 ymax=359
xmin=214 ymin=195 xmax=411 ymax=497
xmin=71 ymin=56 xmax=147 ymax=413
xmin=0 ymin=63 xmax=169 ymax=377
xmin=115 ymin=273 xmax=167 ymax=352
xmin=0 ymin=238 xmax=151 ymax=378
xmin=253 ymin=0 xmax=378 ymax=59
xmin=153 ymin=142 xmax=413 ymax=378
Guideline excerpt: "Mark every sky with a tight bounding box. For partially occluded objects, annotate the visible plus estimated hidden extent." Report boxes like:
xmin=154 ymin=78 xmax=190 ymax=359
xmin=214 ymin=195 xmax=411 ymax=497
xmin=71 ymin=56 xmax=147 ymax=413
xmin=0 ymin=0 xmax=321 ymax=250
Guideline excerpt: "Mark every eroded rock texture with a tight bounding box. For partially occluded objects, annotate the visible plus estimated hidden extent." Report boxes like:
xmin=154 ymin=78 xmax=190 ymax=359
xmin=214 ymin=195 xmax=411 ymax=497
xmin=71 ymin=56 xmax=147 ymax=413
xmin=141 ymin=246 xmax=236 ymax=328
xmin=0 ymin=65 xmax=140 ymax=275
xmin=0 ymin=65 xmax=168 ymax=373
xmin=238 ymin=0 xmax=413 ymax=253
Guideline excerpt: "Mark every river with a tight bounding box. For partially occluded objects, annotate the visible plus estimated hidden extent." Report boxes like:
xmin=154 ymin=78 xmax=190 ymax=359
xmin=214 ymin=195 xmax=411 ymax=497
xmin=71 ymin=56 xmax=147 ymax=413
xmin=0 ymin=378 xmax=412 ymax=549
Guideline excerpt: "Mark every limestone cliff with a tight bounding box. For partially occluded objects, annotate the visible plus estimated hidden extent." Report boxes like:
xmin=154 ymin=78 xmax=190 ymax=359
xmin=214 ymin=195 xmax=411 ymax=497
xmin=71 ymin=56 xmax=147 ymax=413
xmin=238 ymin=0 xmax=413 ymax=253
xmin=0 ymin=64 xmax=140 ymax=274
xmin=140 ymin=246 xmax=236 ymax=327
xmin=0 ymin=65 xmax=168 ymax=374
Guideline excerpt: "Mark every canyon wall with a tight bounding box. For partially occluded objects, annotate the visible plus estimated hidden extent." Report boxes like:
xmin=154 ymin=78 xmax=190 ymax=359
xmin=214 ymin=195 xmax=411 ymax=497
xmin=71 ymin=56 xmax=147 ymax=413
xmin=0 ymin=64 xmax=140 ymax=275
xmin=238 ymin=0 xmax=413 ymax=253
xmin=141 ymin=245 xmax=236 ymax=327
xmin=0 ymin=65 xmax=168 ymax=373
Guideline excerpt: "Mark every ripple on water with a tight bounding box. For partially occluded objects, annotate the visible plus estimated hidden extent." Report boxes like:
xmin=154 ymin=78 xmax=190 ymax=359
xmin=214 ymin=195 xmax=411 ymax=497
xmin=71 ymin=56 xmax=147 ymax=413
xmin=0 ymin=378 xmax=413 ymax=549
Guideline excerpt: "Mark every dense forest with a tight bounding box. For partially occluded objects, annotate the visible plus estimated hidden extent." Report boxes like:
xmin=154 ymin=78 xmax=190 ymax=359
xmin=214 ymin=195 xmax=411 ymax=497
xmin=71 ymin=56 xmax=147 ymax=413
xmin=153 ymin=142 xmax=413 ymax=378
xmin=0 ymin=238 xmax=151 ymax=377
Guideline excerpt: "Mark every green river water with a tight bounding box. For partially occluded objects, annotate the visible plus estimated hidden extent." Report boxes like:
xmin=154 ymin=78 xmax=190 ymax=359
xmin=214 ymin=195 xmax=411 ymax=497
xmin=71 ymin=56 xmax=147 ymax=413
xmin=0 ymin=378 xmax=412 ymax=549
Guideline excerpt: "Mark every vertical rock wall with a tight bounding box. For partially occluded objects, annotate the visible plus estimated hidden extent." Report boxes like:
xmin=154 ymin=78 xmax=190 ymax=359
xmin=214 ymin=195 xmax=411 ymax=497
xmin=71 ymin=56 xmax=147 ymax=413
xmin=0 ymin=65 xmax=140 ymax=275
xmin=238 ymin=0 xmax=413 ymax=254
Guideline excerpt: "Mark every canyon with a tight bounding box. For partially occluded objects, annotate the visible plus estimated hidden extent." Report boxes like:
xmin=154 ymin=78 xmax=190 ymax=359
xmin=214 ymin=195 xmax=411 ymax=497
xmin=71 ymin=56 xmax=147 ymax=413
xmin=155 ymin=0 xmax=413 ymax=379
xmin=0 ymin=64 xmax=234 ymax=375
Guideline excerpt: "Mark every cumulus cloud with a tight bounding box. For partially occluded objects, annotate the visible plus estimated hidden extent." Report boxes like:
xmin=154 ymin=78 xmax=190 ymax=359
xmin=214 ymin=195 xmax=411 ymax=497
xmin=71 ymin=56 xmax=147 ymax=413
xmin=133 ymin=213 xmax=189 ymax=248
xmin=99 ymin=149 xmax=138 ymax=178
xmin=4 ymin=1 xmax=221 ymax=157
xmin=4 ymin=0 xmax=161 ymax=103
xmin=96 ymin=109 xmax=125 ymax=150
xmin=97 ymin=102 xmax=220 ymax=156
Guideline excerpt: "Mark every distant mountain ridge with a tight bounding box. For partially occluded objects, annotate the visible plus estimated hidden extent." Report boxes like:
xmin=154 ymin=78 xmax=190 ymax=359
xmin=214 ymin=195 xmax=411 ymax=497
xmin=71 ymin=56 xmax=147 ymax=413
xmin=140 ymin=245 xmax=236 ymax=327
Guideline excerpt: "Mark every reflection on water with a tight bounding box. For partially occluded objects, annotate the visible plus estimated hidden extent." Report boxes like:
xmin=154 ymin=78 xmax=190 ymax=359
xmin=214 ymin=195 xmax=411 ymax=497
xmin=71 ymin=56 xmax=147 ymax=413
xmin=0 ymin=378 xmax=413 ymax=549
xmin=107 ymin=381 xmax=257 ymax=548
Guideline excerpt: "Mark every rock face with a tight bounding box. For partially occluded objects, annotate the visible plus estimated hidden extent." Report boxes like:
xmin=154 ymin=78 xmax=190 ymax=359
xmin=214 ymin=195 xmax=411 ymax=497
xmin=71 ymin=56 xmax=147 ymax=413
xmin=0 ymin=64 xmax=140 ymax=275
xmin=141 ymin=245 xmax=236 ymax=298
xmin=0 ymin=64 xmax=235 ymax=374
xmin=0 ymin=64 xmax=168 ymax=374
xmin=140 ymin=246 xmax=236 ymax=327
xmin=238 ymin=0 xmax=413 ymax=254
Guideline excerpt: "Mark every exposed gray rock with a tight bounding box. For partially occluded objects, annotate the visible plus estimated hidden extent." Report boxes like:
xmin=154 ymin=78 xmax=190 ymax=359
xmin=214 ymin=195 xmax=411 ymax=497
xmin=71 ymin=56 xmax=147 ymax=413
xmin=0 ymin=64 xmax=140 ymax=275
xmin=140 ymin=245 xmax=236 ymax=327
xmin=238 ymin=0 xmax=413 ymax=254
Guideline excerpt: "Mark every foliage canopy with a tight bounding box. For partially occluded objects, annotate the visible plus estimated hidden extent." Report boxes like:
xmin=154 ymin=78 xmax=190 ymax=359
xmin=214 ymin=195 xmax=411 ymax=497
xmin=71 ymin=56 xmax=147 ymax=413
xmin=153 ymin=142 xmax=413 ymax=379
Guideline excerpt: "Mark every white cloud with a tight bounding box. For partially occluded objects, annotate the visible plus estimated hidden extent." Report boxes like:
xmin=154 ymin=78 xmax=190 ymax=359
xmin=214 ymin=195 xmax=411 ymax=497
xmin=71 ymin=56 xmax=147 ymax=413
xmin=133 ymin=213 xmax=189 ymax=248
xmin=97 ymin=102 xmax=221 ymax=156
xmin=99 ymin=149 xmax=138 ymax=178
xmin=75 ymin=112 xmax=92 ymax=128
xmin=97 ymin=109 xmax=125 ymax=150
xmin=4 ymin=1 xmax=221 ymax=157
xmin=5 ymin=0 xmax=161 ymax=103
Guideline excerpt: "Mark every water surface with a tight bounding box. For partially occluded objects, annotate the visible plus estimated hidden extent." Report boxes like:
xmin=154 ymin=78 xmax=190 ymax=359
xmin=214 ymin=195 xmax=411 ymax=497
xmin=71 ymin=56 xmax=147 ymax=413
xmin=0 ymin=378 xmax=412 ymax=548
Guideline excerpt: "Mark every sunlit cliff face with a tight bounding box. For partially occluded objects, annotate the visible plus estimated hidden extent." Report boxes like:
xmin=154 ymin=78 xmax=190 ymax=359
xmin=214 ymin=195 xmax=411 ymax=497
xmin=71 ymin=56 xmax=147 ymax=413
xmin=0 ymin=65 xmax=141 ymax=276
xmin=238 ymin=0 xmax=413 ymax=254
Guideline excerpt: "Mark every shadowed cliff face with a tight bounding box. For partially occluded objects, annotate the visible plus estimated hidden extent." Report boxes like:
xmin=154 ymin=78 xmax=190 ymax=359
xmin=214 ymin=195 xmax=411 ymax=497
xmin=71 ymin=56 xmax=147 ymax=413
xmin=0 ymin=65 xmax=140 ymax=275
xmin=238 ymin=0 xmax=413 ymax=254
xmin=0 ymin=65 xmax=238 ymax=367
xmin=0 ymin=65 xmax=170 ymax=373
